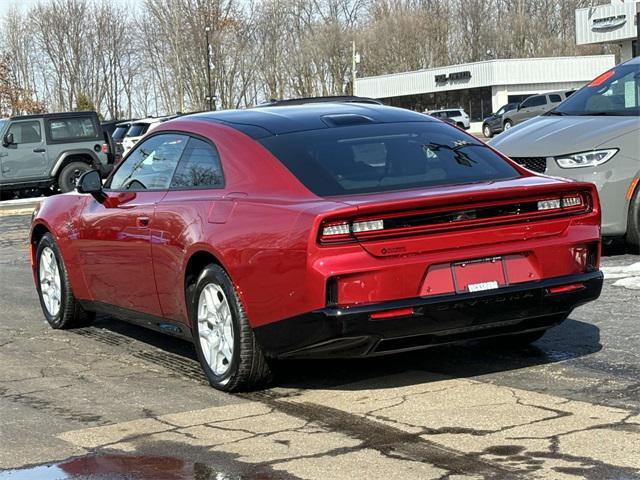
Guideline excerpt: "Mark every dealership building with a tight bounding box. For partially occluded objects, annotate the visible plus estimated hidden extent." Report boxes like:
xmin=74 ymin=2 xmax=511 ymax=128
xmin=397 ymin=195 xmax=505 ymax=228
xmin=355 ymin=55 xmax=616 ymax=122
xmin=576 ymin=0 xmax=640 ymax=62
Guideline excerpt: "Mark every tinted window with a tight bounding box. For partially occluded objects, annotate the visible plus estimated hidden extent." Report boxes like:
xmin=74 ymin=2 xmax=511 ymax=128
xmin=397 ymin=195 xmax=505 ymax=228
xmin=554 ymin=66 xmax=640 ymax=116
xmin=444 ymin=110 xmax=461 ymax=118
xmin=171 ymin=137 xmax=224 ymax=188
xmin=548 ymin=94 xmax=562 ymax=103
xmin=49 ymin=117 xmax=98 ymax=141
xmin=109 ymin=134 xmax=188 ymax=191
xmin=8 ymin=121 xmax=41 ymax=144
xmin=522 ymin=96 xmax=546 ymax=108
xmin=126 ymin=124 xmax=149 ymax=137
xmin=112 ymin=126 xmax=129 ymax=141
xmin=260 ymin=122 xmax=520 ymax=196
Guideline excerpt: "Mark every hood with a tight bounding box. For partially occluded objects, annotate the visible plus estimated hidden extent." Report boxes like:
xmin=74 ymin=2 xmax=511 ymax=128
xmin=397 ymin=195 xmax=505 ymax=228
xmin=489 ymin=115 xmax=640 ymax=157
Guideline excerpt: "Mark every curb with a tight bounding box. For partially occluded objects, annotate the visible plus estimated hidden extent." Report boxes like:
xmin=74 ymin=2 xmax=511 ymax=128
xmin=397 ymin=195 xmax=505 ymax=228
xmin=0 ymin=197 xmax=43 ymax=213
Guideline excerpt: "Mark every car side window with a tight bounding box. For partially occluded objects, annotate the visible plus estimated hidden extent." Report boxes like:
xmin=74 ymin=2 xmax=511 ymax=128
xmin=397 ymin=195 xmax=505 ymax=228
xmin=170 ymin=137 xmax=224 ymax=189
xmin=8 ymin=121 xmax=42 ymax=144
xmin=109 ymin=133 xmax=188 ymax=191
xmin=548 ymin=94 xmax=562 ymax=103
xmin=522 ymin=96 xmax=546 ymax=108
xmin=48 ymin=117 xmax=98 ymax=141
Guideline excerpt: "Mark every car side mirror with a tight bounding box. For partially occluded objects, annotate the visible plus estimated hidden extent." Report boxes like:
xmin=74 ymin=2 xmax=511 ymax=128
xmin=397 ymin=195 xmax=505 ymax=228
xmin=2 ymin=132 xmax=14 ymax=147
xmin=77 ymin=169 xmax=106 ymax=203
xmin=517 ymin=104 xmax=523 ymax=111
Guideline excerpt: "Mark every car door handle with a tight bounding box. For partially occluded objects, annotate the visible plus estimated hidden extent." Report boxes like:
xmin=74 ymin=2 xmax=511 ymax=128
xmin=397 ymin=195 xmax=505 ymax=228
xmin=136 ymin=216 xmax=150 ymax=227
xmin=33 ymin=148 xmax=46 ymax=153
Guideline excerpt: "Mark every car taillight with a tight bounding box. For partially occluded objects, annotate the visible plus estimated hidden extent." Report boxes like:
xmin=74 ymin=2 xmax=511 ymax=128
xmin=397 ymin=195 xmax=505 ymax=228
xmin=320 ymin=219 xmax=385 ymax=244
xmin=537 ymin=193 xmax=584 ymax=212
xmin=101 ymin=143 xmax=108 ymax=153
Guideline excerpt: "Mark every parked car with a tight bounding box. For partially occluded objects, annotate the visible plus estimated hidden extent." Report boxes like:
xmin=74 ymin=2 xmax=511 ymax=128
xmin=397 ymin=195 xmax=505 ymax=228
xmin=481 ymin=102 xmax=520 ymax=138
xmin=0 ymin=111 xmax=114 ymax=199
xmin=108 ymin=120 xmax=137 ymax=163
xmin=427 ymin=108 xmax=470 ymax=129
xmin=30 ymin=103 xmax=603 ymax=391
xmin=502 ymin=91 xmax=574 ymax=130
xmin=121 ymin=116 xmax=175 ymax=155
xmin=489 ymin=57 xmax=640 ymax=247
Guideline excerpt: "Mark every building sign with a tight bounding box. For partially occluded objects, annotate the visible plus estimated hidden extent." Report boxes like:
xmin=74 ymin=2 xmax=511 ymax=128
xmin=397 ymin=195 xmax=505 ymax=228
xmin=435 ymin=71 xmax=472 ymax=83
xmin=591 ymin=14 xmax=627 ymax=32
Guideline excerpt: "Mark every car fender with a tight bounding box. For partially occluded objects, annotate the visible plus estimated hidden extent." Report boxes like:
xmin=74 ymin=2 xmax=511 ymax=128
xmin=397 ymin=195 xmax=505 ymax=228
xmin=50 ymin=149 xmax=102 ymax=177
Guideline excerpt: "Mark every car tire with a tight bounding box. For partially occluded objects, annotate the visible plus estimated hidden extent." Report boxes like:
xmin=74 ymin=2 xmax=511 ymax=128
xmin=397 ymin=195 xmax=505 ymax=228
xmin=482 ymin=123 xmax=493 ymax=138
xmin=190 ymin=264 xmax=273 ymax=392
xmin=58 ymin=162 xmax=92 ymax=193
xmin=625 ymin=187 xmax=640 ymax=252
xmin=503 ymin=119 xmax=513 ymax=131
xmin=36 ymin=233 xmax=95 ymax=329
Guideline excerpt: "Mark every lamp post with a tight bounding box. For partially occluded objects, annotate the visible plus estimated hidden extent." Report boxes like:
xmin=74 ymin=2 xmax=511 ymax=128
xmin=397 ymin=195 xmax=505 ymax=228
xmin=205 ymin=26 xmax=213 ymax=111
xmin=351 ymin=41 xmax=360 ymax=96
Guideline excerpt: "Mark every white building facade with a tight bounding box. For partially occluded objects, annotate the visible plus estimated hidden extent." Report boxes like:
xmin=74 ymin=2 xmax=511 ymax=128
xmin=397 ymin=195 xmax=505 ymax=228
xmin=356 ymin=56 xmax=616 ymax=121
xmin=576 ymin=0 xmax=640 ymax=62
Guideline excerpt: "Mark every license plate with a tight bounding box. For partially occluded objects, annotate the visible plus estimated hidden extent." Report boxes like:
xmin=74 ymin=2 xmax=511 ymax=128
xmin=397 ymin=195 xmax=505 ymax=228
xmin=468 ymin=281 xmax=499 ymax=292
xmin=453 ymin=257 xmax=507 ymax=293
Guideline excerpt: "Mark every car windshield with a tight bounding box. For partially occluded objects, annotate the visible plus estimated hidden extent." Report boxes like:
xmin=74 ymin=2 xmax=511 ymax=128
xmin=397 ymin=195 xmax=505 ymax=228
xmin=112 ymin=126 xmax=129 ymax=141
xmin=260 ymin=122 xmax=520 ymax=196
xmin=126 ymin=124 xmax=149 ymax=137
xmin=552 ymin=65 xmax=640 ymax=116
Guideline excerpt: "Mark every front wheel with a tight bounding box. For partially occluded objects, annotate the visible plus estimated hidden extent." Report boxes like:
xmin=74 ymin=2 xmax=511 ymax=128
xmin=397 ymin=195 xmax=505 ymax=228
xmin=503 ymin=119 xmax=513 ymax=131
xmin=36 ymin=233 xmax=94 ymax=329
xmin=482 ymin=123 xmax=493 ymax=138
xmin=190 ymin=264 xmax=273 ymax=391
xmin=58 ymin=162 xmax=92 ymax=193
xmin=625 ymin=187 xmax=640 ymax=252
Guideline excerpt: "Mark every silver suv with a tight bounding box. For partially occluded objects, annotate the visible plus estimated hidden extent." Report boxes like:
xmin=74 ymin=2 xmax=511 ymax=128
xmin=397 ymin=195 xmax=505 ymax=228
xmin=490 ymin=57 xmax=640 ymax=247
xmin=0 ymin=111 xmax=112 ymax=199
xmin=502 ymin=91 xmax=574 ymax=130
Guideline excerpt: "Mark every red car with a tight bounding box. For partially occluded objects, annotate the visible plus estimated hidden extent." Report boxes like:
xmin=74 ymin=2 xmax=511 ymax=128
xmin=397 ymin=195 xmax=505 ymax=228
xmin=30 ymin=103 xmax=603 ymax=391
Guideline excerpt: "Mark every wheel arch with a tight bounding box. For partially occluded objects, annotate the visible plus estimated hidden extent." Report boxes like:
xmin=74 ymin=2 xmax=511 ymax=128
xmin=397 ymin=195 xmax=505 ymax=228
xmin=30 ymin=222 xmax=52 ymax=268
xmin=183 ymin=248 xmax=239 ymax=320
xmin=50 ymin=150 xmax=101 ymax=177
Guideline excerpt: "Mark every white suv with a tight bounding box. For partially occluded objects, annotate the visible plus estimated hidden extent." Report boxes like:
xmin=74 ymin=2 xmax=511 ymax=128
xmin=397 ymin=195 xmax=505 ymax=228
xmin=427 ymin=109 xmax=471 ymax=130
xmin=121 ymin=116 xmax=176 ymax=155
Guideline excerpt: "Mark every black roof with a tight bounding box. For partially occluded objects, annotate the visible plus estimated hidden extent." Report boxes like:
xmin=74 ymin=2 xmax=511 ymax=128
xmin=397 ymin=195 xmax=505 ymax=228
xmin=185 ymin=103 xmax=433 ymax=139
xmin=10 ymin=111 xmax=99 ymax=121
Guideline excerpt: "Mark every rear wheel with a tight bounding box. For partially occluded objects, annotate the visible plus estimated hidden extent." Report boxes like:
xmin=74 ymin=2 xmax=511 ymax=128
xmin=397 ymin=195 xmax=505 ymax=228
xmin=58 ymin=161 xmax=92 ymax=193
xmin=36 ymin=233 xmax=94 ymax=329
xmin=482 ymin=123 xmax=493 ymax=138
xmin=190 ymin=264 xmax=273 ymax=391
xmin=625 ymin=187 xmax=640 ymax=252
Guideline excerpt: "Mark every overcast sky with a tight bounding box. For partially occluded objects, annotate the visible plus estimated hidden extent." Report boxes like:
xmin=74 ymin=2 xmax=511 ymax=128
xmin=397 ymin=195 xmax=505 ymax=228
xmin=0 ymin=0 xmax=142 ymax=17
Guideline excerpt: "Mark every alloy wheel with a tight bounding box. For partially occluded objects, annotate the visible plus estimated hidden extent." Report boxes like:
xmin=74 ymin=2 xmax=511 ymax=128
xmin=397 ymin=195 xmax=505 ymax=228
xmin=197 ymin=283 xmax=234 ymax=376
xmin=39 ymin=247 xmax=61 ymax=316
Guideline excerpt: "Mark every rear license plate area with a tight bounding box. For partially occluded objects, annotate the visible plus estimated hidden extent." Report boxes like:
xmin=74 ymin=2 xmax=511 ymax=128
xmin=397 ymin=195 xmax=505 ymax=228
xmin=453 ymin=256 xmax=507 ymax=294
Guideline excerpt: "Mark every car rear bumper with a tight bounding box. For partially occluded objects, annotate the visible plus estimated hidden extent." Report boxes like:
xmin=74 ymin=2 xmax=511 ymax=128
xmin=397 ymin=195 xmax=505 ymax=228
xmin=254 ymin=271 xmax=603 ymax=359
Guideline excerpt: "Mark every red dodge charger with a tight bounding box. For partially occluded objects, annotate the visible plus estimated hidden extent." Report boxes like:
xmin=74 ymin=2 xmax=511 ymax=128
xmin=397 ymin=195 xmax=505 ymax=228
xmin=30 ymin=102 xmax=603 ymax=391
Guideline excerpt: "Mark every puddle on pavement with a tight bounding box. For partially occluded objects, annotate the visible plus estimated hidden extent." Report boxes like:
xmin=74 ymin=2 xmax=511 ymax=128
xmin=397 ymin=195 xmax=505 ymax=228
xmin=0 ymin=454 xmax=273 ymax=479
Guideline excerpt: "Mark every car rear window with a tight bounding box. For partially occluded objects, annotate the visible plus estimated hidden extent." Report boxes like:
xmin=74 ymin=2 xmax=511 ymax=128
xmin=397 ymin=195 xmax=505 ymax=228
xmin=112 ymin=126 xmax=129 ymax=141
xmin=549 ymin=94 xmax=562 ymax=103
xmin=48 ymin=117 xmax=99 ymax=141
xmin=126 ymin=124 xmax=149 ymax=137
xmin=259 ymin=122 xmax=520 ymax=196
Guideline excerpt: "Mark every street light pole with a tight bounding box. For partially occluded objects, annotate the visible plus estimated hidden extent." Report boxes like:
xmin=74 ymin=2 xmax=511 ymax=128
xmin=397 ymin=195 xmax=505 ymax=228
xmin=205 ymin=26 xmax=213 ymax=111
xmin=351 ymin=40 xmax=356 ymax=96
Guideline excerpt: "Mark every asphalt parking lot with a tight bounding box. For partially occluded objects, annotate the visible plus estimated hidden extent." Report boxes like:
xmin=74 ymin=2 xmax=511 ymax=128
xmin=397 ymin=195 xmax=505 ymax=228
xmin=0 ymin=206 xmax=639 ymax=479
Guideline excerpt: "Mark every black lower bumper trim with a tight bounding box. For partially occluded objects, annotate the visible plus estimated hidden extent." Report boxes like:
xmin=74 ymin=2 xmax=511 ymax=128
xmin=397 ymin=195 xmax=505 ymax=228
xmin=254 ymin=271 xmax=603 ymax=359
